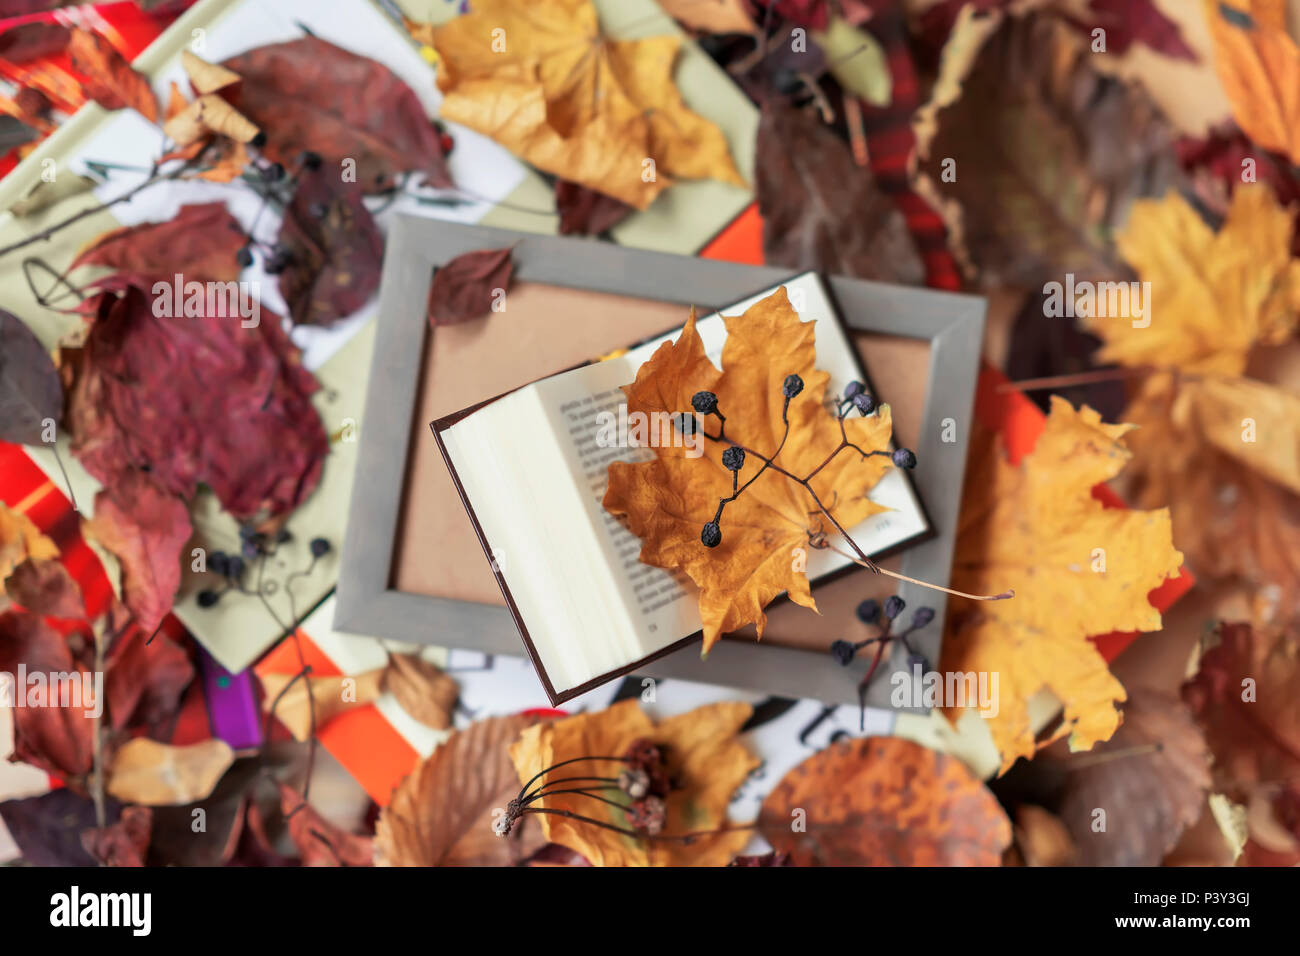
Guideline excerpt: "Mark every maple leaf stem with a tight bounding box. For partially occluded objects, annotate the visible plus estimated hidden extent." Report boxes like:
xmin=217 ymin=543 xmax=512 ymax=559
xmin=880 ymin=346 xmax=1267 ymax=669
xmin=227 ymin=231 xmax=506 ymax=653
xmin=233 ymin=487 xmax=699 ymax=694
xmin=826 ymin=540 xmax=1014 ymax=601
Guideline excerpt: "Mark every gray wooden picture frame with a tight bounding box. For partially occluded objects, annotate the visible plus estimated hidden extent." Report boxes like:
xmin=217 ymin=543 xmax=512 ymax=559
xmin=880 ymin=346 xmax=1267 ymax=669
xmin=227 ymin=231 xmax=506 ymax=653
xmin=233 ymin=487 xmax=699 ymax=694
xmin=335 ymin=216 xmax=987 ymax=707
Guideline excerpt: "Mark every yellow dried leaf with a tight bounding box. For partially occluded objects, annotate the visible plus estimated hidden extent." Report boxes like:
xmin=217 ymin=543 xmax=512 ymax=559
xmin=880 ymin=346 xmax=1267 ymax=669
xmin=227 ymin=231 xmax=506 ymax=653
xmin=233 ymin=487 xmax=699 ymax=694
xmin=603 ymin=288 xmax=897 ymax=653
xmin=163 ymin=93 xmax=259 ymax=147
xmin=381 ymin=654 xmax=458 ymax=730
xmin=509 ymin=700 xmax=757 ymax=866
xmin=259 ymin=669 xmax=383 ymax=742
xmin=0 ymin=501 xmax=58 ymax=584
xmin=180 ymin=50 xmax=240 ymax=95
xmin=941 ymin=398 xmax=1184 ymax=773
xmin=107 ymin=738 xmax=234 ymax=805
xmin=431 ymin=0 xmax=744 ymax=209
xmin=1085 ymin=184 xmax=1300 ymax=376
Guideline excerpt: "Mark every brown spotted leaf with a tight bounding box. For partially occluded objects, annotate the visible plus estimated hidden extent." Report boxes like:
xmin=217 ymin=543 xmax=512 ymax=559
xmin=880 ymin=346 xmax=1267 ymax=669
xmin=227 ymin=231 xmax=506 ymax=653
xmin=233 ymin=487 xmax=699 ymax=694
xmin=276 ymin=166 xmax=383 ymax=327
xmin=4 ymin=558 xmax=84 ymax=620
xmin=759 ymin=737 xmax=1011 ymax=865
xmin=426 ymin=246 xmax=514 ymax=326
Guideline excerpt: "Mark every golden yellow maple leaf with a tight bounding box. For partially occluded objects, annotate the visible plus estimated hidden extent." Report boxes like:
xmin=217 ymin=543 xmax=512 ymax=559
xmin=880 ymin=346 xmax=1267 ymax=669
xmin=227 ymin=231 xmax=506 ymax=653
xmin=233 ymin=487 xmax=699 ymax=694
xmin=509 ymin=699 xmax=757 ymax=866
xmin=0 ymin=502 xmax=58 ymax=584
xmin=603 ymin=287 xmax=897 ymax=653
xmin=430 ymin=0 xmax=745 ymax=209
xmin=1083 ymin=184 xmax=1300 ymax=376
xmin=940 ymin=398 xmax=1184 ymax=773
xmin=1204 ymin=0 xmax=1300 ymax=164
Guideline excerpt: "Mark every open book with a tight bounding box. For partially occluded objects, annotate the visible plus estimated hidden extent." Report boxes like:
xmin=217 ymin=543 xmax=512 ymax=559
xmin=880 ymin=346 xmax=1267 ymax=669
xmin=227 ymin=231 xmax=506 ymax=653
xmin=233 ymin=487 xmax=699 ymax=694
xmin=433 ymin=272 xmax=930 ymax=703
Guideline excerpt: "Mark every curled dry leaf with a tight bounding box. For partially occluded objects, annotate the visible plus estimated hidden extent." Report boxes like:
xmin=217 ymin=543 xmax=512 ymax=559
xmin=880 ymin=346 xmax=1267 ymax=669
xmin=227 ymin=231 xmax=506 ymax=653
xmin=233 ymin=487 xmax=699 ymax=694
xmin=67 ymin=28 xmax=158 ymax=122
xmin=509 ymin=700 xmax=757 ymax=866
xmin=432 ymin=0 xmax=744 ymax=209
xmin=0 ymin=501 xmax=58 ymax=584
xmin=180 ymin=49 xmax=239 ymax=96
xmin=107 ymin=738 xmax=235 ymax=806
xmin=4 ymin=557 xmax=84 ymax=620
xmin=0 ymin=308 xmax=63 ymax=447
xmin=1054 ymin=689 xmax=1211 ymax=866
xmin=1183 ymin=621 xmax=1300 ymax=797
xmin=258 ymin=669 xmax=383 ymax=742
xmin=1204 ymin=0 xmax=1300 ymax=164
xmin=223 ymin=36 xmax=452 ymax=193
xmin=376 ymin=713 xmax=545 ymax=866
xmin=603 ymin=288 xmax=897 ymax=652
xmin=61 ymin=277 xmax=328 ymax=521
xmin=915 ymin=13 xmax=1178 ymax=286
xmin=0 ymin=610 xmax=93 ymax=778
xmin=71 ymin=202 xmax=248 ymax=283
xmin=163 ymin=94 xmax=260 ymax=148
xmin=381 ymin=654 xmax=458 ymax=731
xmin=1085 ymin=184 xmax=1300 ymax=377
xmin=276 ymin=166 xmax=384 ymax=327
xmin=84 ymin=469 xmax=193 ymax=635
xmin=81 ymin=806 xmax=152 ymax=867
xmin=279 ymin=783 xmax=373 ymax=866
xmin=426 ymin=246 xmax=515 ymax=327
xmin=757 ymin=98 xmax=923 ymax=285
xmin=758 ymin=737 xmax=1012 ymax=866
xmin=940 ymin=398 xmax=1184 ymax=773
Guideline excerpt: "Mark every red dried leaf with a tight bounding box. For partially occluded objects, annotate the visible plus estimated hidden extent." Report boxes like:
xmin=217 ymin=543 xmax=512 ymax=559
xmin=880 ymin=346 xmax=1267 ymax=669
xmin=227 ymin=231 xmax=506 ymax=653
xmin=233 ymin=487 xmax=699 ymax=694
xmin=426 ymin=247 xmax=514 ymax=326
xmin=0 ymin=308 xmax=63 ymax=446
xmin=222 ymin=36 xmax=452 ymax=194
xmin=15 ymin=86 xmax=52 ymax=123
xmin=81 ymin=806 xmax=152 ymax=867
xmin=4 ymin=557 xmax=84 ymax=620
xmin=61 ymin=278 xmax=328 ymax=521
xmin=0 ymin=610 xmax=94 ymax=778
xmin=104 ymin=621 xmax=195 ymax=734
xmin=1067 ymin=0 xmax=1197 ymax=61
xmin=555 ymin=180 xmax=633 ymax=237
xmin=72 ymin=203 xmax=247 ymax=283
xmin=279 ymin=783 xmax=373 ymax=867
xmin=84 ymin=470 xmax=192 ymax=635
xmin=0 ymin=22 xmax=70 ymax=64
xmin=276 ymin=166 xmax=383 ymax=326
xmin=67 ymin=28 xmax=158 ymax=122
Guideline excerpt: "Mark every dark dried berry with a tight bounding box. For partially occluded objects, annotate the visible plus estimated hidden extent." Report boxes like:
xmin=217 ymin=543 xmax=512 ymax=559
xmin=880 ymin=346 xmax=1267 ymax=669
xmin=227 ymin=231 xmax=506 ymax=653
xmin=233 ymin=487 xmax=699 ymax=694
xmin=264 ymin=161 xmax=285 ymax=181
xmin=782 ymin=374 xmax=804 ymax=398
xmin=310 ymin=537 xmax=331 ymax=559
xmin=852 ymin=392 xmax=876 ymax=416
xmin=227 ymin=555 xmax=246 ymax=580
xmin=197 ymin=589 xmax=221 ymax=608
xmin=884 ymin=595 xmax=906 ymax=620
xmin=845 ymin=381 xmax=865 ymax=399
xmin=701 ymin=521 xmax=722 ymax=548
xmin=250 ymin=130 xmax=267 ymax=149
xmin=911 ymin=606 xmax=935 ymax=629
xmin=906 ymin=653 xmax=929 ymax=672
xmin=299 ymin=150 xmax=322 ymax=171
xmin=722 ymin=445 xmax=745 ymax=471
xmin=208 ymin=550 xmax=230 ymax=578
xmin=855 ymin=599 xmax=880 ymax=625
xmin=831 ymin=639 xmax=858 ymax=666
xmin=691 ymin=390 xmax=718 ymax=415
xmin=235 ymin=245 xmax=254 ymax=268
xmin=892 ymin=447 xmax=917 ymax=470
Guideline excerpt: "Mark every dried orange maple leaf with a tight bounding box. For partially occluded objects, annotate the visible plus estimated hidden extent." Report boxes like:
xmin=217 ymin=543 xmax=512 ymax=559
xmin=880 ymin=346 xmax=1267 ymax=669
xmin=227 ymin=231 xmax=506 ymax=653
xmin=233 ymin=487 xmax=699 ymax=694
xmin=1083 ymin=184 xmax=1300 ymax=377
xmin=430 ymin=0 xmax=744 ymax=209
xmin=603 ymin=287 xmax=897 ymax=653
xmin=1204 ymin=0 xmax=1300 ymax=165
xmin=758 ymin=737 xmax=1012 ymax=866
xmin=67 ymin=28 xmax=158 ymax=122
xmin=940 ymin=397 xmax=1184 ymax=773
xmin=509 ymin=700 xmax=757 ymax=866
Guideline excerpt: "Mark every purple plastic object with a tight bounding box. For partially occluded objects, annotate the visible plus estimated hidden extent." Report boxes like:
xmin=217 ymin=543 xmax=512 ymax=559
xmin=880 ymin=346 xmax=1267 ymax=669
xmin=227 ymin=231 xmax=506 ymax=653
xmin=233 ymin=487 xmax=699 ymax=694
xmin=199 ymin=646 xmax=263 ymax=751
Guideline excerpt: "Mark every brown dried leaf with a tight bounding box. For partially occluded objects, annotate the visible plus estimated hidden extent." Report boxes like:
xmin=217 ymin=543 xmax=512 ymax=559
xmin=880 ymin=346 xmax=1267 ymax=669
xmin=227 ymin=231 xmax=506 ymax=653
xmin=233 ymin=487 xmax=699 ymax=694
xmin=72 ymin=202 xmax=247 ymax=283
xmin=381 ymin=654 xmax=457 ymax=731
xmin=555 ymin=179 xmax=634 ymax=236
xmin=67 ymin=28 xmax=158 ymax=122
xmin=162 ymin=93 xmax=259 ymax=147
xmin=180 ymin=49 xmax=240 ymax=95
xmin=759 ymin=737 xmax=1012 ymax=865
xmin=80 ymin=806 xmax=152 ymax=867
xmin=426 ymin=246 xmax=515 ymax=326
xmin=4 ymin=558 xmax=83 ymax=620
xmin=1012 ymin=804 xmax=1077 ymax=867
xmin=279 ymin=783 xmax=373 ymax=866
xmin=375 ymin=713 xmax=544 ymax=866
